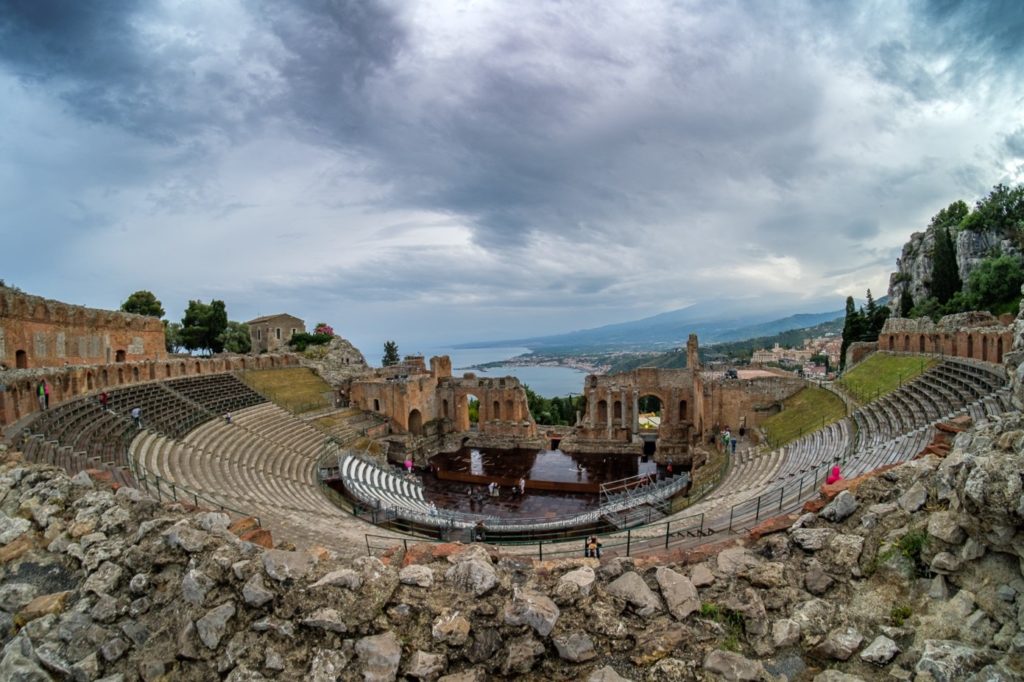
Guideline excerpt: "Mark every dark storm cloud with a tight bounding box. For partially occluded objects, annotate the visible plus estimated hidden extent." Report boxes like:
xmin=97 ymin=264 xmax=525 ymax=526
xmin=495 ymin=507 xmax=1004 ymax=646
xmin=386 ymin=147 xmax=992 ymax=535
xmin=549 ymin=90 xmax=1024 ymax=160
xmin=1006 ymin=128 xmax=1024 ymax=158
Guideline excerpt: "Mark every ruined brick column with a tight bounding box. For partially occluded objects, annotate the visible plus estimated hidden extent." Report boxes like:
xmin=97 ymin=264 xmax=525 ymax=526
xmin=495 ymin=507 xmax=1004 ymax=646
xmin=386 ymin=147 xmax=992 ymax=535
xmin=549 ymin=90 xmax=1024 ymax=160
xmin=631 ymin=389 xmax=640 ymax=435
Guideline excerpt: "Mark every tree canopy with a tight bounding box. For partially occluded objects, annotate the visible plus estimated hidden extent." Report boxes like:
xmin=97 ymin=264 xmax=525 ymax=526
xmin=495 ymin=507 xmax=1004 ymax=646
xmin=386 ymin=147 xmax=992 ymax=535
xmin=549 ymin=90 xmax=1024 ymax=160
xmin=180 ymin=299 xmax=228 ymax=355
xmin=382 ymin=341 xmax=400 ymax=366
xmin=218 ymin=321 xmax=251 ymax=354
xmin=121 ymin=290 xmax=165 ymax=318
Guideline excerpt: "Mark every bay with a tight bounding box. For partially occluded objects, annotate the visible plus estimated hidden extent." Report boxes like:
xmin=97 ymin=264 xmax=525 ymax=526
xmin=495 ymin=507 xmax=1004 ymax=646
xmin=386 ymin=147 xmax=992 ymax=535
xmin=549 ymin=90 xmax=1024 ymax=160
xmin=417 ymin=346 xmax=590 ymax=398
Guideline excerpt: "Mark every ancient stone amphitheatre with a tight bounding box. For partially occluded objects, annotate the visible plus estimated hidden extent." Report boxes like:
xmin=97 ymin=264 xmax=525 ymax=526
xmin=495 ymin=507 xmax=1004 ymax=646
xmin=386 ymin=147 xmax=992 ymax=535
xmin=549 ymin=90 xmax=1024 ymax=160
xmin=2 ymin=283 xmax=1024 ymax=680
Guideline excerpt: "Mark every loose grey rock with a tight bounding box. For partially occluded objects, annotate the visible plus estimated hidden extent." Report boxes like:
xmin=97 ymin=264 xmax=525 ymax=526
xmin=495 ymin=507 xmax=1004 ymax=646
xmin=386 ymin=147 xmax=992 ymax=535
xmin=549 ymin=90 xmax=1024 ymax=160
xmin=300 ymin=608 xmax=348 ymax=634
xmin=558 ymin=566 xmax=596 ymax=597
xmin=310 ymin=568 xmax=362 ymax=590
xmin=399 ymin=564 xmax=434 ymax=588
xmin=916 ymin=639 xmax=999 ymax=682
xmin=606 ymin=571 xmax=663 ymax=616
xmin=504 ymin=589 xmax=560 ymax=637
xmin=931 ymin=552 xmax=962 ymax=574
xmin=813 ymin=626 xmax=863 ymax=661
xmin=502 ymin=634 xmax=544 ymax=675
xmin=445 ymin=558 xmax=497 ymax=596
xmin=928 ymin=511 xmax=966 ymax=545
xmin=196 ymin=511 xmax=231 ymax=532
xmin=804 ymin=563 xmax=834 ymax=595
xmin=242 ymin=573 xmax=274 ymax=607
xmin=860 ymin=635 xmax=900 ymax=665
xmin=83 ymin=561 xmax=124 ymax=596
xmin=161 ymin=523 xmax=209 ymax=553
xmin=772 ymin=619 xmax=801 ymax=648
xmin=262 ymin=549 xmax=315 ymax=583
xmin=308 ymin=648 xmax=349 ymax=682
xmin=820 ymin=491 xmax=858 ymax=522
xmin=587 ymin=666 xmax=633 ymax=682
xmin=355 ymin=630 xmax=402 ymax=682
xmin=690 ymin=563 xmax=715 ymax=587
xmin=703 ymin=649 xmax=767 ymax=680
xmin=432 ymin=611 xmax=471 ymax=646
xmin=128 ymin=573 xmax=148 ymax=595
xmin=196 ymin=601 xmax=235 ymax=650
xmin=790 ymin=528 xmax=835 ymax=551
xmin=655 ymin=567 xmax=700 ymax=620
xmin=716 ymin=547 xmax=761 ymax=575
xmin=181 ymin=569 xmax=212 ymax=606
xmin=403 ymin=650 xmax=446 ymax=680
xmin=899 ymin=481 xmax=928 ymax=512
xmin=552 ymin=631 xmax=597 ymax=662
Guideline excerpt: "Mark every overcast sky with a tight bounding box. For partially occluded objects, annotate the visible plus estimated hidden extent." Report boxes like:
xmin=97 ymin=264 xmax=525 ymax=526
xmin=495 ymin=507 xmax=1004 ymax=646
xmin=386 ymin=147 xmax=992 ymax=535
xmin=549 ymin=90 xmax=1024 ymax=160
xmin=2 ymin=1 xmax=1022 ymax=355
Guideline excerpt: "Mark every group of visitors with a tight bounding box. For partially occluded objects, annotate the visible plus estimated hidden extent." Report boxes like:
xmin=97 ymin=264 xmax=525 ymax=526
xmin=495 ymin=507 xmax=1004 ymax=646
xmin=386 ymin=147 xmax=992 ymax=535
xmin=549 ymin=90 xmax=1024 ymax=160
xmin=720 ymin=427 xmax=739 ymax=454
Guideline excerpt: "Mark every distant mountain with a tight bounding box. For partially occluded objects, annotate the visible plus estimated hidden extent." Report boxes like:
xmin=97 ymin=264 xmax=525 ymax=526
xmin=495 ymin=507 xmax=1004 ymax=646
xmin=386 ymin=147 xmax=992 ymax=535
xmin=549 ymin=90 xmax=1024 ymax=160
xmin=457 ymin=298 xmax=847 ymax=353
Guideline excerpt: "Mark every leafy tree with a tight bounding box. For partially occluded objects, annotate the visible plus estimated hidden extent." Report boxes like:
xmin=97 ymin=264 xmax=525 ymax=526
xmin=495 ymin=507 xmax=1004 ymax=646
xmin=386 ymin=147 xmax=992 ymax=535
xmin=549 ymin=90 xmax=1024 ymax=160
xmin=164 ymin=321 xmax=184 ymax=353
xmin=121 ymin=290 xmax=165 ymax=318
xmin=467 ymin=397 xmax=479 ymax=424
xmin=218 ymin=321 xmax=251 ymax=354
xmin=180 ymin=299 xmax=228 ymax=355
xmin=930 ymin=226 xmax=961 ymax=304
xmin=930 ymin=200 xmax=969 ymax=232
xmin=909 ymin=296 xmax=944 ymax=321
xmin=960 ymin=184 xmax=1024 ymax=239
xmin=964 ymin=254 xmax=1024 ymax=312
xmin=382 ymin=341 xmax=400 ymax=366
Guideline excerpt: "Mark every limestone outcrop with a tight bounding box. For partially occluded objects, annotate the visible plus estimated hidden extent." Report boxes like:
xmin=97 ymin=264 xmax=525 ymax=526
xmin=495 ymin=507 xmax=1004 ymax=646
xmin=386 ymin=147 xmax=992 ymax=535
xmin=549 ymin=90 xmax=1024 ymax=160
xmin=297 ymin=336 xmax=369 ymax=385
xmin=2 ymin=407 xmax=1024 ymax=680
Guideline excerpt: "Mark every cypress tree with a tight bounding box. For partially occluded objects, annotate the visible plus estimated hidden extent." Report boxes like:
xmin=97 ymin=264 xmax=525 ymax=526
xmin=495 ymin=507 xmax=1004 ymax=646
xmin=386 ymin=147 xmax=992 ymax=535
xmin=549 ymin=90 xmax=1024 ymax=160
xmin=931 ymin=226 xmax=962 ymax=304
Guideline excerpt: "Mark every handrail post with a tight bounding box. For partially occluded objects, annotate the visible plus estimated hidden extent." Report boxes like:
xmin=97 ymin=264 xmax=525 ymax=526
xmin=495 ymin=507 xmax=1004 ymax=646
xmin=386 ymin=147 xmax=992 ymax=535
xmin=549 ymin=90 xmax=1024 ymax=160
xmin=755 ymin=495 xmax=761 ymax=521
xmin=626 ymin=529 xmax=631 ymax=557
xmin=779 ymin=486 xmax=784 ymax=511
xmin=729 ymin=505 xmax=734 ymax=531
xmin=699 ymin=512 xmax=704 ymax=536
xmin=538 ymin=540 xmax=543 ymax=561
xmin=665 ymin=521 xmax=670 ymax=548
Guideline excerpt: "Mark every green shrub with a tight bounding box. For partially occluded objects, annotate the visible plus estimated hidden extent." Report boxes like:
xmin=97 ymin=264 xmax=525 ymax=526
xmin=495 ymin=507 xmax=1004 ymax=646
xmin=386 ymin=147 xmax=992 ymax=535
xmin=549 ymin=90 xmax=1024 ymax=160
xmin=288 ymin=332 xmax=333 ymax=352
xmin=891 ymin=603 xmax=912 ymax=626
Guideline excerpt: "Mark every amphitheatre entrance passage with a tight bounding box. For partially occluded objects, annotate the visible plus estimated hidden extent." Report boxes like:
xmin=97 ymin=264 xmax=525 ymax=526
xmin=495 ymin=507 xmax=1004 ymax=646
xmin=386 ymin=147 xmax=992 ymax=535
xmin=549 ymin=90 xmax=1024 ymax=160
xmin=426 ymin=445 xmax=662 ymax=518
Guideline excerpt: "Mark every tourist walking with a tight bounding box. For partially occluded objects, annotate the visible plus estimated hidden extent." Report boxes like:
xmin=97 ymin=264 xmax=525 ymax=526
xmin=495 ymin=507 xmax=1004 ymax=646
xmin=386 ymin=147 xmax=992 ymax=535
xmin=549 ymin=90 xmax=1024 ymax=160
xmin=519 ymin=477 xmax=526 ymax=495
xmin=99 ymin=391 xmax=109 ymax=409
xmin=43 ymin=380 xmax=50 ymax=408
xmin=37 ymin=381 xmax=46 ymax=410
xmin=131 ymin=406 xmax=142 ymax=429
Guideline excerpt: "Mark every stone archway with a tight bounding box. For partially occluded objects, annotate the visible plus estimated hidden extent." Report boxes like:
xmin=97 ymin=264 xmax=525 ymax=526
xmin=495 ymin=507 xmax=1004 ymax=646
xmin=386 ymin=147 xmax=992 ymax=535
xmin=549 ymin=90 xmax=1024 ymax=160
xmin=967 ymin=334 xmax=974 ymax=358
xmin=997 ymin=337 xmax=1004 ymax=363
xmin=597 ymin=400 xmax=608 ymax=424
xmin=408 ymin=409 xmax=423 ymax=436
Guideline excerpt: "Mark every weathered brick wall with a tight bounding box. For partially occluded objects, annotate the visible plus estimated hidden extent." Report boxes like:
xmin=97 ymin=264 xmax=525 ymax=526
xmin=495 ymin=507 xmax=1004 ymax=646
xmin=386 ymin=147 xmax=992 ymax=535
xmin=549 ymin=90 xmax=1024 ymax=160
xmin=0 ymin=286 xmax=166 ymax=369
xmin=0 ymin=353 xmax=298 ymax=427
xmin=873 ymin=312 xmax=1013 ymax=365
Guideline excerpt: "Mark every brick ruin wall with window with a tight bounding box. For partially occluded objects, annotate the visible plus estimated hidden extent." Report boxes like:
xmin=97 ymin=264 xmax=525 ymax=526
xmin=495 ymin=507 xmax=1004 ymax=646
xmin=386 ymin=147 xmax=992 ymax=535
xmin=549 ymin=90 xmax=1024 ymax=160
xmin=0 ymin=286 xmax=167 ymax=370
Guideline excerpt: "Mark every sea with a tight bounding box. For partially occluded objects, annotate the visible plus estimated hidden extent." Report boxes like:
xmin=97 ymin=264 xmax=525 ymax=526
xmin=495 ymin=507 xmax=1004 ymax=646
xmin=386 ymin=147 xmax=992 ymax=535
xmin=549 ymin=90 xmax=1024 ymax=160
xmin=414 ymin=346 xmax=590 ymax=398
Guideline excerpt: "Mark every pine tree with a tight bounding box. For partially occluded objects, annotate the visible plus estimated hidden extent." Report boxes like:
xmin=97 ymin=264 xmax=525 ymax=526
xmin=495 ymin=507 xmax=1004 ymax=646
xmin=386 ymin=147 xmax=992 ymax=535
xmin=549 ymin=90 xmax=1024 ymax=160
xmin=899 ymin=288 xmax=914 ymax=317
xmin=382 ymin=341 xmax=400 ymax=366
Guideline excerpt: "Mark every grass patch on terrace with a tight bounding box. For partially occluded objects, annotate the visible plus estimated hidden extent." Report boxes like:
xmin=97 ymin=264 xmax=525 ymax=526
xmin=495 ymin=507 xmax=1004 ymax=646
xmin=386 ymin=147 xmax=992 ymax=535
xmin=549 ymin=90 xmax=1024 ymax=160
xmin=762 ymin=385 xmax=846 ymax=448
xmin=837 ymin=353 xmax=938 ymax=405
xmin=239 ymin=367 xmax=331 ymax=414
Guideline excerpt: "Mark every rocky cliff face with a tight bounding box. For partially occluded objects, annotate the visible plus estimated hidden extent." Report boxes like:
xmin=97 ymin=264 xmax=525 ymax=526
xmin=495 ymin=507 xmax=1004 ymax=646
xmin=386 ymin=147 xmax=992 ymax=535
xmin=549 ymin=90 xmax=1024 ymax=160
xmin=3 ymin=405 xmax=1024 ymax=681
xmin=298 ymin=336 xmax=370 ymax=386
xmin=887 ymin=227 xmax=1021 ymax=314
